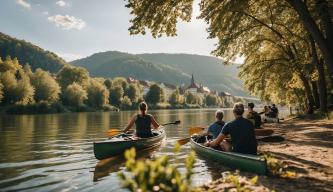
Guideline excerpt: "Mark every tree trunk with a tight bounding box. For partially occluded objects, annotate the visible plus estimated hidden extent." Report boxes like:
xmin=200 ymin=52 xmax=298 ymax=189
xmin=316 ymin=0 xmax=333 ymax=47
xmin=311 ymin=81 xmax=320 ymax=109
xmin=310 ymin=36 xmax=328 ymax=112
xmin=287 ymin=0 xmax=333 ymax=86
xmin=298 ymin=73 xmax=315 ymax=107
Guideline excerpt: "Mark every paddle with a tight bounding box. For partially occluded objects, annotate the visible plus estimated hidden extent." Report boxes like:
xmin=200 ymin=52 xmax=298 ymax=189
xmin=188 ymin=127 xmax=274 ymax=136
xmin=177 ymin=126 xmax=275 ymax=146
xmin=106 ymin=120 xmax=181 ymax=137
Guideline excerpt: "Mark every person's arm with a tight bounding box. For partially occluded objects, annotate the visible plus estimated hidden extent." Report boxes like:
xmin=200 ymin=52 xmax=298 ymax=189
xmin=208 ymin=133 xmax=226 ymax=147
xmin=123 ymin=114 xmax=137 ymax=133
xmin=150 ymin=115 xmax=161 ymax=129
xmin=206 ymin=123 xmax=229 ymax=147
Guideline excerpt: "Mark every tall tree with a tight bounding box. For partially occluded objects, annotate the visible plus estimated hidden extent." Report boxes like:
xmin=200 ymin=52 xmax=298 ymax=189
xmin=145 ymin=84 xmax=164 ymax=104
xmin=30 ymin=68 xmax=61 ymax=103
xmin=56 ymin=66 xmax=90 ymax=90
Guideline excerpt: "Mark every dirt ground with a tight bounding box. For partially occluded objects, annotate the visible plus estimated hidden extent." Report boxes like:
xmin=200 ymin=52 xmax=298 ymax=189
xmin=200 ymin=118 xmax=333 ymax=192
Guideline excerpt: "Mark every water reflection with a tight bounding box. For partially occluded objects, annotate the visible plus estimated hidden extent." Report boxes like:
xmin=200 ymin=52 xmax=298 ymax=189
xmin=0 ymin=108 xmax=288 ymax=191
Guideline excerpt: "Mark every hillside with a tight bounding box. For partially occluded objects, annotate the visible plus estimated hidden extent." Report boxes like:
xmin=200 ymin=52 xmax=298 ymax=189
xmin=71 ymin=51 xmax=190 ymax=86
xmin=0 ymin=32 xmax=67 ymax=72
xmin=138 ymin=53 xmax=244 ymax=95
xmin=72 ymin=51 xmax=248 ymax=96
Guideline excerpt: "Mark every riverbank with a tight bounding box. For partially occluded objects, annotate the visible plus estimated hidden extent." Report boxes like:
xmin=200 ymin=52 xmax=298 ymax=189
xmin=0 ymin=102 xmax=209 ymax=115
xmin=197 ymin=118 xmax=333 ymax=191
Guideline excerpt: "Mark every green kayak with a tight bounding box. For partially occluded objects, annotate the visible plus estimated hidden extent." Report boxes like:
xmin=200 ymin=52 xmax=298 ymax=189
xmin=190 ymin=136 xmax=267 ymax=174
xmin=94 ymin=129 xmax=165 ymax=160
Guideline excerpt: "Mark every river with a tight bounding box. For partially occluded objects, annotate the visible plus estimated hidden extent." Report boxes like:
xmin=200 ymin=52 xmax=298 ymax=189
xmin=0 ymin=108 xmax=288 ymax=191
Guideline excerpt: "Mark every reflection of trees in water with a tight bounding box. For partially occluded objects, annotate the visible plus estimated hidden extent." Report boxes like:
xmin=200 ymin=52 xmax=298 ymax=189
xmin=0 ymin=115 xmax=35 ymax=162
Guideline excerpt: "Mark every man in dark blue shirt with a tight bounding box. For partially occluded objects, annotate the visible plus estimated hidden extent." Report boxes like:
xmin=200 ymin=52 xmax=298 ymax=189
xmin=207 ymin=110 xmax=225 ymax=139
xmin=205 ymin=103 xmax=257 ymax=155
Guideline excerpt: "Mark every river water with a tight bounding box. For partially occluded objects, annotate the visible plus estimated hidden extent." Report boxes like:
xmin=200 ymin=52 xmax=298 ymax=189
xmin=0 ymin=108 xmax=287 ymax=191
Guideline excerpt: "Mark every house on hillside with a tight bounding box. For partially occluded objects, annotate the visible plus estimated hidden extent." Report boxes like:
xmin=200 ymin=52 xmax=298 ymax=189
xmin=219 ymin=91 xmax=232 ymax=103
xmin=127 ymin=77 xmax=138 ymax=84
xmin=159 ymin=83 xmax=177 ymax=97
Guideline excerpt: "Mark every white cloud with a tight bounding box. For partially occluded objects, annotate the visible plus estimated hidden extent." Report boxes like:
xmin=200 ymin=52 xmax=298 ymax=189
xmin=16 ymin=0 xmax=31 ymax=9
xmin=43 ymin=11 xmax=49 ymax=15
xmin=48 ymin=14 xmax=86 ymax=30
xmin=56 ymin=0 xmax=67 ymax=7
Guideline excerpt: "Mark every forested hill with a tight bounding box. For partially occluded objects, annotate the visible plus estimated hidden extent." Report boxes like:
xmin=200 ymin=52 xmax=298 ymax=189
xmin=138 ymin=53 xmax=244 ymax=95
xmin=0 ymin=32 xmax=67 ymax=72
xmin=71 ymin=51 xmax=190 ymax=86
xmin=72 ymin=51 xmax=247 ymax=96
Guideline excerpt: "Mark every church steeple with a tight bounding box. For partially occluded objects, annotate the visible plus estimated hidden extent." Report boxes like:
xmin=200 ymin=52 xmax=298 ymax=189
xmin=188 ymin=73 xmax=199 ymax=89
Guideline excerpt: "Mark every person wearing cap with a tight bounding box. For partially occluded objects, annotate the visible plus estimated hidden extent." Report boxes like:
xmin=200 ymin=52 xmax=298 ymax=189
xmin=246 ymin=103 xmax=262 ymax=129
xmin=206 ymin=110 xmax=225 ymax=139
xmin=123 ymin=102 xmax=161 ymax=138
xmin=205 ymin=102 xmax=257 ymax=155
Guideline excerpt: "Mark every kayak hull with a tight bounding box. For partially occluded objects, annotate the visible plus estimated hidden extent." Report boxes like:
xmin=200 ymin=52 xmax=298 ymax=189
xmin=94 ymin=129 xmax=165 ymax=160
xmin=190 ymin=137 xmax=267 ymax=175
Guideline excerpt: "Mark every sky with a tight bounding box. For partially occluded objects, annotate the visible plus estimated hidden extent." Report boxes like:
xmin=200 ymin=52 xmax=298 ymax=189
xmin=0 ymin=0 xmax=244 ymax=63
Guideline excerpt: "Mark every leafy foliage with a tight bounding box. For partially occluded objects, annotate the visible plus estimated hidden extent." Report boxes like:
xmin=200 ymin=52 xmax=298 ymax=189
xmin=63 ymin=82 xmax=88 ymax=106
xmin=56 ymin=65 xmax=90 ymax=90
xmin=145 ymin=84 xmax=164 ymax=104
xmin=121 ymin=96 xmax=132 ymax=110
xmin=185 ymin=91 xmax=200 ymax=105
xmin=109 ymin=85 xmax=124 ymax=106
xmin=204 ymin=94 xmax=220 ymax=107
xmin=262 ymin=153 xmax=297 ymax=178
xmin=0 ymin=82 xmax=3 ymax=103
xmin=118 ymin=148 xmax=195 ymax=192
xmin=125 ymin=84 xmax=140 ymax=102
xmin=30 ymin=68 xmax=61 ymax=102
xmin=169 ymin=89 xmax=181 ymax=105
xmin=86 ymin=79 xmax=110 ymax=108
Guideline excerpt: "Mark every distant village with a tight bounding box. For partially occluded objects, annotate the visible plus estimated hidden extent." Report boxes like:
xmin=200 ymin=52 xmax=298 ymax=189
xmin=126 ymin=74 xmax=237 ymax=107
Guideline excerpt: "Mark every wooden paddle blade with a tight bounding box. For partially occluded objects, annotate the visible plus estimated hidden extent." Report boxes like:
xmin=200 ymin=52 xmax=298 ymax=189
xmin=177 ymin=137 xmax=191 ymax=146
xmin=255 ymin=129 xmax=274 ymax=136
xmin=188 ymin=127 xmax=205 ymax=135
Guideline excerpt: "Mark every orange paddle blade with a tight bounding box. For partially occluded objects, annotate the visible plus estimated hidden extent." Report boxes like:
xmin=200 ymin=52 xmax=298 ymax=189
xmin=188 ymin=127 xmax=206 ymax=135
xmin=177 ymin=137 xmax=191 ymax=146
xmin=106 ymin=129 xmax=122 ymax=137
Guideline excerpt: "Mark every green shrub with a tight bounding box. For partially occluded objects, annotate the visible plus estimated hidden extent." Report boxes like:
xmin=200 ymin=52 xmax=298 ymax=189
xmin=30 ymin=68 xmax=61 ymax=103
xmin=86 ymin=79 xmax=110 ymax=108
xmin=63 ymin=82 xmax=88 ymax=106
xmin=119 ymin=148 xmax=195 ymax=192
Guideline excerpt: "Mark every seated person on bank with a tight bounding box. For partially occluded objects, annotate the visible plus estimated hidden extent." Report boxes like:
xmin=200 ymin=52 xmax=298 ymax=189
xmin=246 ymin=103 xmax=262 ymax=129
xmin=205 ymin=110 xmax=225 ymax=139
xmin=123 ymin=102 xmax=161 ymax=138
xmin=205 ymin=103 xmax=257 ymax=155
xmin=270 ymin=104 xmax=279 ymax=118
